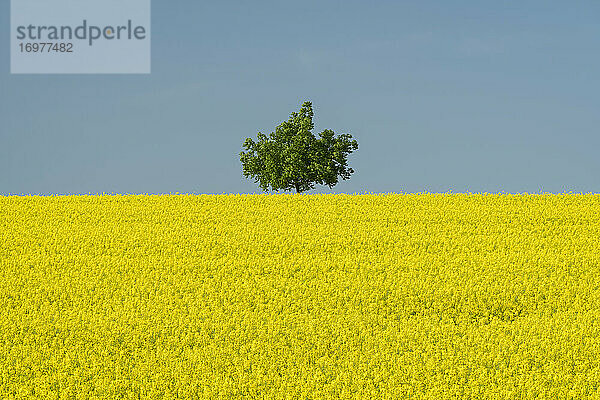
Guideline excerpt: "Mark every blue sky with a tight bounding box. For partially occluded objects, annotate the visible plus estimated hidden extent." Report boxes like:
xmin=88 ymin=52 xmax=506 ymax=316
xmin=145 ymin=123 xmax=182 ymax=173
xmin=1 ymin=0 xmax=599 ymax=194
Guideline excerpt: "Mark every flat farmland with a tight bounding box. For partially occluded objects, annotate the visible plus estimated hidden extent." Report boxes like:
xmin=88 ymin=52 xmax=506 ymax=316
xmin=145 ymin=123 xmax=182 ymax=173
xmin=1 ymin=194 xmax=600 ymax=398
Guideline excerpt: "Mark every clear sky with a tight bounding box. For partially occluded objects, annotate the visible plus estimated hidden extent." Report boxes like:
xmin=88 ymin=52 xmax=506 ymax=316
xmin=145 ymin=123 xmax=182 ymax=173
xmin=1 ymin=0 xmax=599 ymax=195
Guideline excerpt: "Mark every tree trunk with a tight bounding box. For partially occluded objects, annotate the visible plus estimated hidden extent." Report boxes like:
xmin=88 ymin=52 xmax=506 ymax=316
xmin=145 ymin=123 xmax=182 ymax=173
xmin=294 ymin=182 xmax=300 ymax=193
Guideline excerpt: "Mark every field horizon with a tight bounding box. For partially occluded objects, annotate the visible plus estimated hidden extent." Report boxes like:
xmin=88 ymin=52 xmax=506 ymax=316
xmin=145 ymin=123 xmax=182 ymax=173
xmin=2 ymin=191 xmax=600 ymax=197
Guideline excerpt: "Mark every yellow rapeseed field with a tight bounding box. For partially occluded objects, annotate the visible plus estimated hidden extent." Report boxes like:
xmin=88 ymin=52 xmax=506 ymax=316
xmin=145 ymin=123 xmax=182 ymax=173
xmin=1 ymin=193 xmax=600 ymax=399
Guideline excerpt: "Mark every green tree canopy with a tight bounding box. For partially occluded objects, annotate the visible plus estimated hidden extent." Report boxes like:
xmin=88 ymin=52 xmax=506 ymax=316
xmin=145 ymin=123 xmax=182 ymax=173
xmin=240 ymin=101 xmax=358 ymax=193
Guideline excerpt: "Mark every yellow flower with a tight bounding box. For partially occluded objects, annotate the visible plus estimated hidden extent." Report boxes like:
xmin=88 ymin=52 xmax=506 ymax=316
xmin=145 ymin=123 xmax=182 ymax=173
xmin=1 ymin=193 xmax=599 ymax=398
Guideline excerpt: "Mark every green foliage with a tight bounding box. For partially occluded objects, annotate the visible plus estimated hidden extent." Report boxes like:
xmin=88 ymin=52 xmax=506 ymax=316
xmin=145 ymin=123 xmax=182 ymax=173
xmin=240 ymin=101 xmax=359 ymax=193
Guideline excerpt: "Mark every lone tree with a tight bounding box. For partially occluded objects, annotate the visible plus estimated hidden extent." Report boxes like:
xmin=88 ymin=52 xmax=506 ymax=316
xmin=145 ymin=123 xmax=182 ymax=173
xmin=240 ymin=101 xmax=358 ymax=193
